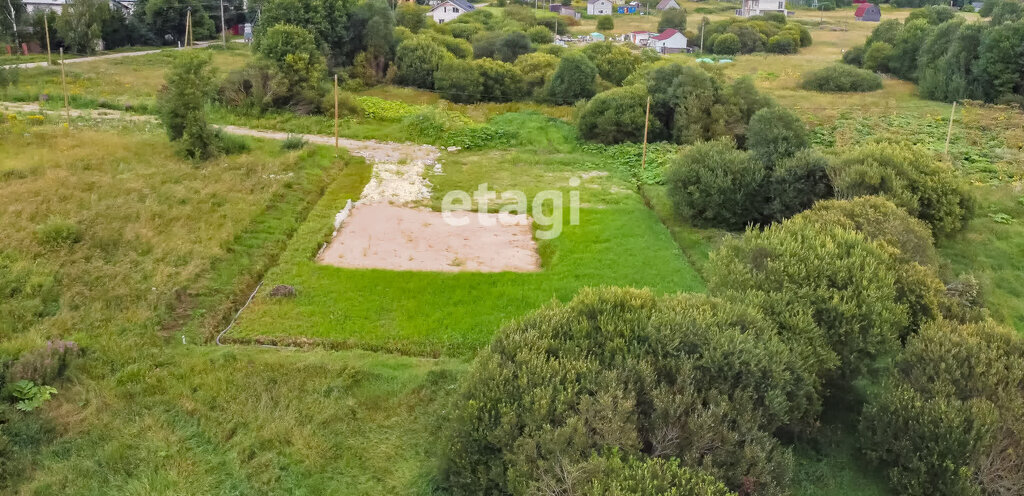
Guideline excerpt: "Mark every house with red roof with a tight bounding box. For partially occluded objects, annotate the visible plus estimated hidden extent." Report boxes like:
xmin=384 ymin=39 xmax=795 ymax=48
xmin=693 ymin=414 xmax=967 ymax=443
xmin=855 ymin=3 xmax=881 ymax=22
xmin=650 ymin=29 xmax=687 ymax=54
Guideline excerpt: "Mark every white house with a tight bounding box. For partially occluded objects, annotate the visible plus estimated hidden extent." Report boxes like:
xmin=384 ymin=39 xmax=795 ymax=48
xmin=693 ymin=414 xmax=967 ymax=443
xmin=21 ymin=0 xmax=136 ymax=14
xmin=656 ymin=0 xmax=681 ymax=10
xmin=649 ymin=28 xmax=687 ymax=53
xmin=587 ymin=0 xmax=613 ymax=16
xmin=427 ymin=0 xmax=475 ymax=24
xmin=736 ymin=0 xmax=787 ymax=17
xmin=628 ymin=30 xmax=654 ymax=45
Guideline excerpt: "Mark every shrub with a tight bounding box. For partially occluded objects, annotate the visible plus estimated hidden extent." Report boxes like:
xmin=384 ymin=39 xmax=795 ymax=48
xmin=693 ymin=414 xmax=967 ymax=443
xmin=514 ymin=52 xmax=559 ymax=96
xmin=158 ymin=50 xmax=218 ymax=160
xmin=706 ymin=215 xmax=933 ymax=381
xmin=861 ymin=320 xmax=1024 ymax=496
xmin=768 ymin=149 xmax=833 ymax=221
xmin=658 ymin=8 xmax=687 ymax=32
xmin=394 ymin=36 xmax=453 ymax=88
xmin=219 ymin=61 xmax=289 ymax=115
xmin=496 ymin=30 xmax=533 ymax=62
xmin=319 ymin=89 xmax=363 ymax=117
xmin=434 ymin=59 xmax=483 ymax=103
xmin=570 ymin=451 xmax=735 ymax=496
xmin=745 ymin=107 xmax=808 ymax=166
xmin=862 ymin=41 xmax=893 ymax=72
xmin=578 ymin=85 xmax=663 ymax=144
xmin=0 ymin=66 xmax=19 ymax=92
xmin=842 ymin=45 xmax=865 ymax=66
xmin=395 ymin=3 xmax=428 ymax=32
xmin=713 ymin=33 xmax=741 ymax=55
xmin=255 ymin=24 xmax=327 ymax=93
xmin=214 ymin=130 xmax=251 ymax=155
xmin=443 ymin=287 xmax=819 ymax=496
xmin=281 ymin=135 xmax=307 ymax=151
xmin=7 ymin=340 xmax=81 ymax=385
xmin=35 ymin=219 xmax=83 ymax=249
xmin=830 ymin=143 xmax=975 ymax=238
xmin=664 ymin=139 xmax=767 ymax=230
xmin=582 ymin=42 xmax=642 ymax=86
xmin=526 ymin=25 xmax=553 ymax=44
xmin=545 ymin=51 xmax=598 ymax=103
xmin=597 ymin=15 xmax=614 ymax=31
xmin=476 ymin=58 xmax=526 ymax=102
xmin=401 ymin=107 xmax=471 ymax=143
xmin=766 ymin=35 xmax=797 ymax=54
xmin=801 ymin=64 xmax=883 ymax=92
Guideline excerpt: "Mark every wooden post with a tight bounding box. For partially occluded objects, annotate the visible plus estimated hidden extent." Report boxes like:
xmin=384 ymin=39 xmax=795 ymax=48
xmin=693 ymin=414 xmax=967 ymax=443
xmin=641 ymin=96 xmax=651 ymax=170
xmin=59 ymin=48 xmax=70 ymax=128
xmin=185 ymin=9 xmax=192 ymax=47
xmin=333 ymin=74 xmax=339 ymax=154
xmin=44 ymin=15 xmax=52 ymax=66
xmin=944 ymin=101 xmax=957 ymax=156
xmin=220 ymin=0 xmax=227 ymax=48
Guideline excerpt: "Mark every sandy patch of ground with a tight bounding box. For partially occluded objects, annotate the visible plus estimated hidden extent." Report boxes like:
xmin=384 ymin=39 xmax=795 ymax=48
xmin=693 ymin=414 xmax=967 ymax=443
xmin=318 ymin=203 xmax=540 ymax=273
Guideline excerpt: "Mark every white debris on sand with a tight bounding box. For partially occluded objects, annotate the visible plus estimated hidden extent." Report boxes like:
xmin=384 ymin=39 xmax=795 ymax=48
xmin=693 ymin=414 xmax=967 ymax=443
xmin=357 ymin=161 xmax=434 ymax=205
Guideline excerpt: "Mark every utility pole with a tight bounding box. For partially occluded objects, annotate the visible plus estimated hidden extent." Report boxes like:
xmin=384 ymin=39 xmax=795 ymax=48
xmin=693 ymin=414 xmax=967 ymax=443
xmin=44 ymin=14 xmax=52 ymax=65
xmin=944 ymin=101 xmax=957 ymax=156
xmin=185 ymin=7 xmax=192 ymax=47
xmin=699 ymin=19 xmax=705 ymax=53
xmin=59 ymin=47 xmax=70 ymax=128
xmin=334 ymin=74 xmax=339 ymax=155
xmin=641 ymin=96 xmax=651 ymax=169
xmin=220 ymin=0 xmax=228 ymax=47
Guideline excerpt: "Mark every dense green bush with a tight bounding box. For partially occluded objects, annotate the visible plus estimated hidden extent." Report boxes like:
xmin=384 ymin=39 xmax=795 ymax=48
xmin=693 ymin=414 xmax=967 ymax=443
xmin=830 ymin=143 xmax=974 ymax=238
xmin=475 ymin=58 xmax=525 ymax=102
xmin=862 ymin=41 xmax=893 ymax=72
xmin=514 ymin=52 xmax=559 ymax=96
xmin=582 ymin=42 xmax=642 ymax=86
xmin=434 ymin=59 xmax=483 ymax=103
xmin=664 ymin=139 xmax=767 ymax=229
xmin=713 ymin=33 xmax=741 ymax=55
xmin=545 ymin=52 xmax=598 ymax=103
xmin=768 ymin=149 xmax=833 ymax=221
xmin=861 ymin=320 xmax=1024 ymax=496
xmin=219 ymin=61 xmax=289 ymax=115
xmin=394 ymin=36 xmax=453 ymax=89
xmin=842 ymin=45 xmax=865 ymax=66
xmin=395 ymin=3 xmax=428 ymax=32
xmin=575 ymin=452 xmax=736 ymax=496
xmin=255 ymin=24 xmax=327 ymax=94
xmin=706 ymin=214 xmax=942 ymax=381
xmin=800 ymin=64 xmax=883 ymax=92
xmin=597 ymin=15 xmax=614 ymax=31
xmin=767 ymin=34 xmax=797 ymax=54
xmin=746 ymin=107 xmax=808 ymax=166
xmin=443 ymin=287 xmax=821 ymax=496
xmin=797 ymin=197 xmax=938 ymax=268
xmin=658 ymin=8 xmax=687 ymax=32
xmin=526 ymin=25 xmax=553 ymax=44
xmin=578 ymin=85 xmax=663 ymax=144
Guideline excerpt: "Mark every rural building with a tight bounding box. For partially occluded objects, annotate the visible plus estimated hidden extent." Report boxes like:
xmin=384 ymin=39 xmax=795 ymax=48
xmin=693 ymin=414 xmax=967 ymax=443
xmin=735 ymin=0 xmax=787 ymax=17
xmin=628 ymin=30 xmax=654 ymax=45
xmin=587 ymin=0 xmax=613 ymax=15
xmin=21 ymin=0 xmax=136 ymax=13
xmin=656 ymin=0 xmax=681 ymax=10
xmin=854 ymin=3 xmax=881 ymax=21
xmin=549 ymin=5 xmax=582 ymax=19
xmin=427 ymin=0 xmax=475 ymax=24
xmin=650 ymin=28 xmax=687 ymax=53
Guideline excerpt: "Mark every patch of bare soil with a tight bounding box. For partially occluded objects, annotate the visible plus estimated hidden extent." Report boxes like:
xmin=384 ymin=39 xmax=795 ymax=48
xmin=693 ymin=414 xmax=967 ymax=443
xmin=317 ymin=203 xmax=540 ymax=273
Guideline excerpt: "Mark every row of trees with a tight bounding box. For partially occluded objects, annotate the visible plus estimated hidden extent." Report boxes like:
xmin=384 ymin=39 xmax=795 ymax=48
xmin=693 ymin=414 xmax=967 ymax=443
xmin=700 ymin=14 xmax=812 ymax=55
xmin=0 ymin=0 xmax=239 ymax=53
xmin=440 ymin=162 xmax=1002 ymax=494
xmin=843 ymin=4 xmax=1024 ymax=105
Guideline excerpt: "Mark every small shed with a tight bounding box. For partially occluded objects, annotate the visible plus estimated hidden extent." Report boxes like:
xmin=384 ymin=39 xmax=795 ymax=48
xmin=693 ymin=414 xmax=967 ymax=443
xmin=650 ymin=28 xmax=687 ymax=53
xmin=590 ymin=32 xmax=606 ymax=41
xmin=854 ymin=3 xmax=881 ymax=22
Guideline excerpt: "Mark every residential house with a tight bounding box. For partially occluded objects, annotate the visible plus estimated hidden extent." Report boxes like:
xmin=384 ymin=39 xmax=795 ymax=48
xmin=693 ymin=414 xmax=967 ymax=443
xmin=656 ymin=0 xmax=681 ymax=10
xmin=854 ymin=3 xmax=881 ymax=21
xmin=628 ymin=30 xmax=654 ymax=45
xmin=735 ymin=0 xmax=787 ymax=17
xmin=550 ymin=5 xmax=582 ymax=19
xmin=427 ymin=0 xmax=475 ymax=24
xmin=21 ymin=0 xmax=136 ymax=13
xmin=650 ymin=28 xmax=687 ymax=53
xmin=587 ymin=0 xmax=613 ymax=16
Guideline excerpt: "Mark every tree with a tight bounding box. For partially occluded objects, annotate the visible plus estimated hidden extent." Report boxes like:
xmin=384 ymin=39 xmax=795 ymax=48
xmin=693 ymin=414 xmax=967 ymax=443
xmin=255 ymin=24 xmax=326 ymax=93
xmin=2 ymin=0 xmax=25 ymax=46
xmin=545 ymin=51 xmax=597 ymax=103
xmin=887 ymin=19 xmax=933 ymax=80
xmin=494 ymin=30 xmax=531 ymax=62
xmin=801 ymin=64 xmax=883 ymax=92
xmin=475 ymin=57 xmax=524 ymax=102
xmin=578 ymin=85 xmax=663 ymax=144
xmin=395 ymin=3 xmax=427 ymax=32
xmin=255 ymin=0 xmax=352 ymax=64
xmin=664 ymin=138 xmax=767 ymax=229
xmin=349 ymin=0 xmax=394 ymax=80
xmin=862 ymin=41 xmax=893 ymax=72
xmin=582 ymin=41 xmax=641 ymax=86
xmin=746 ymin=107 xmax=808 ymax=166
xmin=973 ymin=20 xmax=1024 ymax=102
xmin=394 ymin=35 xmax=452 ymax=88
xmin=768 ymin=149 xmax=833 ymax=221
xmin=142 ymin=0 xmax=215 ymax=44
xmin=158 ymin=51 xmax=217 ymax=160
xmin=766 ymin=34 xmax=797 ymax=54
xmin=514 ymin=51 xmax=558 ymax=96
xmin=56 ymin=0 xmax=110 ymax=54
xmin=658 ymin=8 xmax=686 ymax=32
xmin=596 ymin=14 xmax=613 ymax=31
xmin=713 ymin=32 xmax=740 ymax=55
xmin=989 ymin=0 xmax=1023 ymax=24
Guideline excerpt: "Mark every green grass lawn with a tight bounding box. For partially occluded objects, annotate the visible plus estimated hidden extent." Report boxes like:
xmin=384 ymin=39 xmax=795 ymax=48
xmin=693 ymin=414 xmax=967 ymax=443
xmin=229 ymin=146 xmax=705 ymax=356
